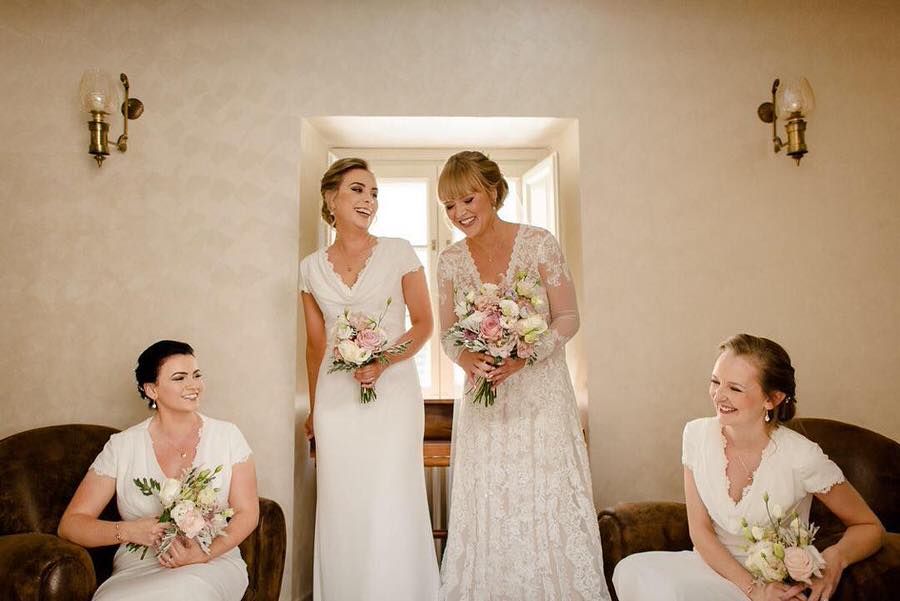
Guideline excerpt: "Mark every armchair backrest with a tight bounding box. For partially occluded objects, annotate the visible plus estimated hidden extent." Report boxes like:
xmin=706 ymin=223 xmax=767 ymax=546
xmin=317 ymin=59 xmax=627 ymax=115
xmin=0 ymin=424 xmax=120 ymax=535
xmin=787 ymin=418 xmax=899 ymax=535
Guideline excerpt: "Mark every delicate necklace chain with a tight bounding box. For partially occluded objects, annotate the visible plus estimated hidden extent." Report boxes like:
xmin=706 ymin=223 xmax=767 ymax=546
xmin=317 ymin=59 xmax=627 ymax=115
xmin=333 ymin=234 xmax=374 ymax=273
xmin=155 ymin=415 xmax=201 ymax=460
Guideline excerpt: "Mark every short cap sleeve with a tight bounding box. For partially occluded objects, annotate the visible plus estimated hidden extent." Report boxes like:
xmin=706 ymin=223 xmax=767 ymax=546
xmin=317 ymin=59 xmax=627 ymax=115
xmin=794 ymin=435 xmax=845 ymax=494
xmin=299 ymin=256 xmax=311 ymax=293
xmin=396 ymin=239 xmax=423 ymax=276
xmin=229 ymin=422 xmax=253 ymax=465
xmin=89 ymin=436 xmax=118 ymax=478
xmin=682 ymin=419 xmax=704 ymax=470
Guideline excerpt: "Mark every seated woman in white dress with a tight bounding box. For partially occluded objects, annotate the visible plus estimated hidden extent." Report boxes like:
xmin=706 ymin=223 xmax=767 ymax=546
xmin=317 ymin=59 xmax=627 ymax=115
xmin=613 ymin=334 xmax=884 ymax=601
xmin=58 ymin=340 xmax=259 ymax=601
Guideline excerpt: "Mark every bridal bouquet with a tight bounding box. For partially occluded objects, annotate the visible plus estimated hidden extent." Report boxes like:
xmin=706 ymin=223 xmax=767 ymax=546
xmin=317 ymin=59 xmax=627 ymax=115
xmin=741 ymin=492 xmax=826 ymax=586
xmin=444 ymin=272 xmax=549 ymax=406
xmin=328 ymin=297 xmax=411 ymax=403
xmin=129 ymin=465 xmax=234 ymax=559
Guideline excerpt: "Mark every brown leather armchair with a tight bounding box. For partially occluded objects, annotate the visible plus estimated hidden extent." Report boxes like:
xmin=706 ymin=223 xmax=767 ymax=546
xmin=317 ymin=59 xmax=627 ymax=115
xmin=598 ymin=418 xmax=900 ymax=601
xmin=0 ymin=424 xmax=287 ymax=601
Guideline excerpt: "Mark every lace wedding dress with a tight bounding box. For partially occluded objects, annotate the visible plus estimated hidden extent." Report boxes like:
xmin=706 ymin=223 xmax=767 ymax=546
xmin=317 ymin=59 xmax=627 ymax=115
xmin=437 ymin=224 xmax=611 ymax=601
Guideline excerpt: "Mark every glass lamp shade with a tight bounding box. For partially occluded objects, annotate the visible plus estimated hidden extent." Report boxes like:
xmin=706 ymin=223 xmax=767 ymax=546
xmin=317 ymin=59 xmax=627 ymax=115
xmin=79 ymin=69 xmax=118 ymax=114
xmin=776 ymin=77 xmax=815 ymax=120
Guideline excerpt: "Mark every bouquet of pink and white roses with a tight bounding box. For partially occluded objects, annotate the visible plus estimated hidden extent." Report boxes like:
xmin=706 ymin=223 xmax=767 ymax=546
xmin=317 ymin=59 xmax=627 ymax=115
xmin=129 ymin=465 xmax=233 ymax=559
xmin=327 ymin=297 xmax=411 ymax=403
xmin=444 ymin=272 xmax=549 ymax=406
xmin=741 ymin=492 xmax=826 ymax=586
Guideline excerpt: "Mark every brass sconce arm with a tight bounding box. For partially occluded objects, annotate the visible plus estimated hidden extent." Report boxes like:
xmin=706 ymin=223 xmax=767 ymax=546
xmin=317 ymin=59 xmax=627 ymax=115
xmin=757 ymin=77 xmax=813 ymax=166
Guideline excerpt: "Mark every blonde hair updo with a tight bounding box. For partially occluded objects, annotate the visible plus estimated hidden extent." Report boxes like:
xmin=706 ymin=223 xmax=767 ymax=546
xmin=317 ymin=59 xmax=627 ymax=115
xmin=320 ymin=157 xmax=370 ymax=227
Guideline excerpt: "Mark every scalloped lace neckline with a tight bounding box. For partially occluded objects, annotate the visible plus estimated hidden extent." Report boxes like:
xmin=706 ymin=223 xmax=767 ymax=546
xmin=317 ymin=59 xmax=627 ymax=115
xmin=719 ymin=426 xmax=777 ymax=507
xmin=324 ymin=237 xmax=380 ymax=293
xmin=462 ymin=224 xmax=524 ymax=287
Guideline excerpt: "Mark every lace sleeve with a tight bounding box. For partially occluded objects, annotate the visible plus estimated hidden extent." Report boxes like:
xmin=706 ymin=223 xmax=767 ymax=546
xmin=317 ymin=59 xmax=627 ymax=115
xmin=437 ymin=250 xmax=462 ymax=362
xmin=532 ymin=231 xmax=579 ymax=362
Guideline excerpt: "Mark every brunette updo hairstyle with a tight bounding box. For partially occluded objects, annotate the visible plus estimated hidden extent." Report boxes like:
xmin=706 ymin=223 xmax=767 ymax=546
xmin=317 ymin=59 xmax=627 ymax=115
xmin=135 ymin=340 xmax=195 ymax=409
xmin=320 ymin=157 xmax=370 ymax=227
xmin=438 ymin=151 xmax=509 ymax=209
xmin=719 ymin=333 xmax=797 ymax=425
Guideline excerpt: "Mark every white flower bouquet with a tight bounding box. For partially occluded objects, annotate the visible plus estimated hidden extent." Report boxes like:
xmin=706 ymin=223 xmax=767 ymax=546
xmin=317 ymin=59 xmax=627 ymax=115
xmin=327 ymin=297 xmax=411 ymax=403
xmin=129 ymin=465 xmax=234 ymax=559
xmin=742 ymin=492 xmax=826 ymax=586
xmin=444 ymin=272 xmax=549 ymax=406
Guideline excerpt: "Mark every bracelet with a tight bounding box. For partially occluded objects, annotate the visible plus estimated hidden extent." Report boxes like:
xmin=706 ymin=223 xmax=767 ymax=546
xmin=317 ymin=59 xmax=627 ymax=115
xmin=114 ymin=522 xmax=123 ymax=543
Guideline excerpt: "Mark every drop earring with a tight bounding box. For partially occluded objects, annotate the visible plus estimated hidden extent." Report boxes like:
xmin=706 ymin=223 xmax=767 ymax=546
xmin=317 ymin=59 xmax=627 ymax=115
xmin=764 ymin=409 xmax=771 ymax=423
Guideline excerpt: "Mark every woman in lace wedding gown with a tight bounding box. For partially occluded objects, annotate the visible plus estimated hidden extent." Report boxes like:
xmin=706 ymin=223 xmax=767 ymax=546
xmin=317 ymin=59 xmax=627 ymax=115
xmin=436 ymin=151 xmax=610 ymax=601
xmin=613 ymin=334 xmax=885 ymax=601
xmin=299 ymin=158 xmax=439 ymax=601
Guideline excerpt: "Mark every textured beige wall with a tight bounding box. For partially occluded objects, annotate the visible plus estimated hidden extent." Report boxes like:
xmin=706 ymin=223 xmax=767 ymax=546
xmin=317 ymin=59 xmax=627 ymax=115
xmin=2 ymin=2 xmax=899 ymax=600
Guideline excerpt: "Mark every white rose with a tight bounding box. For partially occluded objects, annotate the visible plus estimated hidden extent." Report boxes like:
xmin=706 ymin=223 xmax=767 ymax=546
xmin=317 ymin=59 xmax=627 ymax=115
xmin=499 ymin=299 xmax=519 ymax=318
xmin=197 ymin=486 xmax=218 ymax=507
xmin=337 ymin=340 xmax=371 ymax=365
xmin=454 ymin=301 xmax=469 ymax=318
xmin=516 ymin=314 xmax=548 ymax=344
xmin=465 ymin=290 xmax=476 ymax=303
xmin=772 ymin=504 xmax=785 ymax=520
xmin=744 ymin=540 xmax=788 ymax=582
xmin=515 ymin=279 xmax=536 ymax=297
xmin=158 ymin=478 xmax=182 ymax=507
xmin=751 ymin=526 xmax=766 ymax=541
xmin=459 ymin=310 xmax=486 ymax=333
xmin=335 ymin=322 xmax=353 ymax=340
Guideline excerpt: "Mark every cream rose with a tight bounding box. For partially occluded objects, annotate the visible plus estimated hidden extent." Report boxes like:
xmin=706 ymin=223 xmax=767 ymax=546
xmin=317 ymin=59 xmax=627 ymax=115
xmin=744 ymin=540 xmax=788 ymax=582
xmin=337 ymin=340 xmax=372 ymax=365
xmin=159 ymin=478 xmax=182 ymax=506
xmin=197 ymin=486 xmax=218 ymax=507
xmin=499 ymin=299 xmax=519 ymax=318
xmin=517 ymin=314 xmax=548 ymax=344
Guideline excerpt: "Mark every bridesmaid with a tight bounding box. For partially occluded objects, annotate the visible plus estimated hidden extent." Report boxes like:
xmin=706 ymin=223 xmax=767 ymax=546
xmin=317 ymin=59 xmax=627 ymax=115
xmin=612 ymin=334 xmax=884 ymax=601
xmin=299 ymin=158 xmax=439 ymax=600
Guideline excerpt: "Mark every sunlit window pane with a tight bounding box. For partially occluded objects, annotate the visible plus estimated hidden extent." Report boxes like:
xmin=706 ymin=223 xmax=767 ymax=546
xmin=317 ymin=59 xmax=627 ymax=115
xmin=370 ymin=180 xmax=428 ymax=245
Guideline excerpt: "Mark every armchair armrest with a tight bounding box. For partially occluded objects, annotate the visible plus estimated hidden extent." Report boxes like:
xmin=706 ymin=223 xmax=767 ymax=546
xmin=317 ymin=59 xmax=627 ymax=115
xmin=598 ymin=501 xmax=692 ymax=587
xmin=239 ymin=497 xmax=287 ymax=601
xmin=0 ymin=533 xmax=96 ymax=601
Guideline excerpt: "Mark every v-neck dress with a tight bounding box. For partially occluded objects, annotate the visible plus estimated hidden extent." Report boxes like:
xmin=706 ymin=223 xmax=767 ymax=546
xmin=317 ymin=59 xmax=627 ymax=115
xmin=436 ymin=225 xmax=610 ymax=601
xmin=612 ymin=417 xmax=845 ymax=601
xmin=299 ymin=236 xmax=440 ymax=601
xmin=88 ymin=414 xmax=252 ymax=600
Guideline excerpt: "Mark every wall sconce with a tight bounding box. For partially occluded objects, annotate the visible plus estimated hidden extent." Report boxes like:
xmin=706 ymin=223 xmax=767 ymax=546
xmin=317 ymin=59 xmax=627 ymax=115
xmin=78 ymin=69 xmax=144 ymax=167
xmin=757 ymin=77 xmax=815 ymax=165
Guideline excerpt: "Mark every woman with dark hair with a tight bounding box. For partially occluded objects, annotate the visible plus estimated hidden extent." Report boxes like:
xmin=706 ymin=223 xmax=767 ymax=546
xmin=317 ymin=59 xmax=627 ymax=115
xmin=58 ymin=340 xmax=258 ymax=600
xmin=612 ymin=334 xmax=884 ymax=601
xmin=300 ymin=159 xmax=439 ymax=600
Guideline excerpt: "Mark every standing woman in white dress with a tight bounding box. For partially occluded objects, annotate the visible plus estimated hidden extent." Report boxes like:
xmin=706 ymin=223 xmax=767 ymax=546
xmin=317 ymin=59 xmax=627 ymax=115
xmin=436 ymin=151 xmax=611 ymax=601
xmin=299 ymin=157 xmax=440 ymax=601
xmin=612 ymin=334 xmax=884 ymax=601
xmin=58 ymin=340 xmax=259 ymax=600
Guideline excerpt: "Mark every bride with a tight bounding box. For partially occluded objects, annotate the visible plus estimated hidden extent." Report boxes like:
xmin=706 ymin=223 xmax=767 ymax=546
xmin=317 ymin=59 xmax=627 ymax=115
xmin=436 ymin=151 xmax=611 ymax=601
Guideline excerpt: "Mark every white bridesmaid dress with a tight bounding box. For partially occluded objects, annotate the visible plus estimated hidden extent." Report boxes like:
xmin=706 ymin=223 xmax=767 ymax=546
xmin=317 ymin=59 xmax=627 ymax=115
xmin=612 ymin=417 xmax=845 ymax=601
xmin=90 ymin=414 xmax=252 ymax=600
xmin=300 ymin=236 xmax=440 ymax=601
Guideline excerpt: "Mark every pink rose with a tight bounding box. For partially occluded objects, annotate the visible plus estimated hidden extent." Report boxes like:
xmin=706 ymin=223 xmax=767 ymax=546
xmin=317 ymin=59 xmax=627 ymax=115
xmin=783 ymin=546 xmax=822 ymax=584
xmin=516 ymin=340 xmax=534 ymax=359
xmin=479 ymin=313 xmax=503 ymax=342
xmin=182 ymin=514 xmax=206 ymax=539
xmin=356 ymin=328 xmax=384 ymax=351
